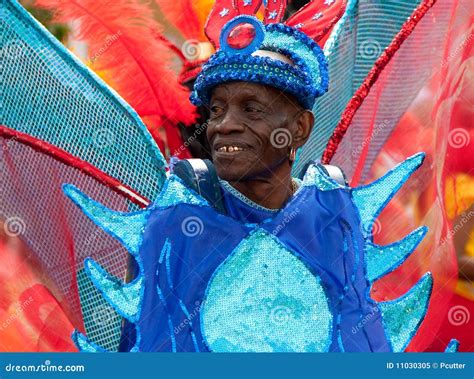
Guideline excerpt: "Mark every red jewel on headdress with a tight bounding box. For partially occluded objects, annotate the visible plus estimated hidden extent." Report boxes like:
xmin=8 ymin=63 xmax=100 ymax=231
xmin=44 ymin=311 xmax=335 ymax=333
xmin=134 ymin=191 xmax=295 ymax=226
xmin=227 ymin=23 xmax=257 ymax=50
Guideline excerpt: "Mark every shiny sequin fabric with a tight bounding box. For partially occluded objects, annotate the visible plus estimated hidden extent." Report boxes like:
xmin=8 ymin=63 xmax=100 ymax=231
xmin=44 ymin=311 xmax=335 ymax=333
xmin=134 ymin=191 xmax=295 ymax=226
xmin=201 ymin=229 xmax=332 ymax=352
xmin=153 ymin=176 xmax=209 ymax=208
xmin=378 ymin=274 xmax=433 ymax=352
xmin=65 ymin=154 xmax=440 ymax=352
xmin=301 ymin=163 xmax=345 ymax=191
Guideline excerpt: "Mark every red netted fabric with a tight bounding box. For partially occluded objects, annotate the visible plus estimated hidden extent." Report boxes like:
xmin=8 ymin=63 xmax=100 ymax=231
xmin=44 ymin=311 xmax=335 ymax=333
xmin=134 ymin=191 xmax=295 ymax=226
xmin=328 ymin=0 xmax=473 ymax=351
xmin=0 ymin=126 xmax=145 ymax=351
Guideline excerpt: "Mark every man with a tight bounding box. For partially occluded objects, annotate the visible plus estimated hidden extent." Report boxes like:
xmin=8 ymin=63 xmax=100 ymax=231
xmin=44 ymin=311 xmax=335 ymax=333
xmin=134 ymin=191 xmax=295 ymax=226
xmin=206 ymin=81 xmax=312 ymax=210
xmin=66 ymin=14 xmax=433 ymax=353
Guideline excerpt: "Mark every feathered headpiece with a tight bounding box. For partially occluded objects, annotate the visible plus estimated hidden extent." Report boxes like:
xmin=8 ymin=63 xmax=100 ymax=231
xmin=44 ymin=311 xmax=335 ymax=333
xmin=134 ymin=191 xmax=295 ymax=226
xmin=191 ymin=0 xmax=346 ymax=109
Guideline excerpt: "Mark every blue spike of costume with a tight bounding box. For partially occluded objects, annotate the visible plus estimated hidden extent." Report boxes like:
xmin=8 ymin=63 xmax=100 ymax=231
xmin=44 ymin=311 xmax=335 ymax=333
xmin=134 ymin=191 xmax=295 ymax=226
xmin=65 ymin=154 xmax=435 ymax=352
xmin=84 ymin=258 xmax=144 ymax=323
xmin=365 ymin=226 xmax=428 ymax=283
xmin=352 ymin=153 xmax=425 ymax=237
xmin=378 ymin=273 xmax=433 ymax=352
xmin=71 ymin=330 xmax=107 ymax=353
xmin=445 ymin=339 xmax=460 ymax=353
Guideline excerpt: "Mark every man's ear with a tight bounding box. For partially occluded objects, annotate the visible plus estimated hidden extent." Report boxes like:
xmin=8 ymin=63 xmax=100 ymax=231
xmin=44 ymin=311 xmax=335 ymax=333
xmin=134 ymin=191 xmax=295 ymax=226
xmin=293 ymin=110 xmax=315 ymax=149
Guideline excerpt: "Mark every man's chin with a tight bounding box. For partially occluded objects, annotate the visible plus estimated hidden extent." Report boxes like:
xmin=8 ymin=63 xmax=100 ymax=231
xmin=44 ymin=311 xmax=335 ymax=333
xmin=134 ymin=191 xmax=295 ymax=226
xmin=213 ymin=161 xmax=246 ymax=182
xmin=214 ymin=167 xmax=242 ymax=182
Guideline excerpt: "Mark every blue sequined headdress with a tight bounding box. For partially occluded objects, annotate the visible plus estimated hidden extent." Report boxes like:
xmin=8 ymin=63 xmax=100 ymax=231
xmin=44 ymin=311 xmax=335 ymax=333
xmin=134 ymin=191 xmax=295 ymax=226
xmin=191 ymin=0 xmax=347 ymax=109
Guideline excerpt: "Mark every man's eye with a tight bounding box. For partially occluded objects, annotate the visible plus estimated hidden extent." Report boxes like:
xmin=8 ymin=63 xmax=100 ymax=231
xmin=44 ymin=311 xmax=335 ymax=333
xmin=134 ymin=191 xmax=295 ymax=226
xmin=210 ymin=106 xmax=224 ymax=117
xmin=244 ymin=106 xmax=262 ymax=113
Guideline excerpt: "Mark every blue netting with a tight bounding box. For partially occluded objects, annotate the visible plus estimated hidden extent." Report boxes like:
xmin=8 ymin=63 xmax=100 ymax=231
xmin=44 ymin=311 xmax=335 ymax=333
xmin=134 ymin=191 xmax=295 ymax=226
xmin=293 ymin=0 xmax=422 ymax=176
xmin=1 ymin=0 xmax=166 ymax=201
xmin=1 ymin=0 xmax=170 ymax=351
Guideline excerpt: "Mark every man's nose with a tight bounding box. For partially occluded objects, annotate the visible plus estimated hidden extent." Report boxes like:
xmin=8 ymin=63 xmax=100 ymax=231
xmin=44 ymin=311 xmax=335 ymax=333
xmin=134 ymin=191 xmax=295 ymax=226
xmin=215 ymin=108 xmax=245 ymax=134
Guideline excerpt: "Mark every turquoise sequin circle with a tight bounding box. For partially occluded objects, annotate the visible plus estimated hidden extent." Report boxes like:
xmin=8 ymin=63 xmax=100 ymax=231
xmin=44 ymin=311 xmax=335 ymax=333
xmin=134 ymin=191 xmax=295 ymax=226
xmin=201 ymin=229 xmax=332 ymax=352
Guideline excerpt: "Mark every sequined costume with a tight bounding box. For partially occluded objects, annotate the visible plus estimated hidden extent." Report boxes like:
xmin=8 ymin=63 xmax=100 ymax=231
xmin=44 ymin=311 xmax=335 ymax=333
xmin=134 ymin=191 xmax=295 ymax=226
xmin=67 ymin=152 xmax=441 ymax=352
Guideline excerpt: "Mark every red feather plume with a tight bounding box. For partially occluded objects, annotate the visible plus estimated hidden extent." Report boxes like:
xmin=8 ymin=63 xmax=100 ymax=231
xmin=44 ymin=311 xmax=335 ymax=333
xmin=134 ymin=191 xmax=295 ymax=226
xmin=153 ymin=0 xmax=205 ymax=41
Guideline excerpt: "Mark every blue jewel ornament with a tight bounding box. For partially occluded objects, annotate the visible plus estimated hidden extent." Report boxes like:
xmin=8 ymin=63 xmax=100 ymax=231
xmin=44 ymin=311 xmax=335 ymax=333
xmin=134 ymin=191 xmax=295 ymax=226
xmin=219 ymin=15 xmax=265 ymax=56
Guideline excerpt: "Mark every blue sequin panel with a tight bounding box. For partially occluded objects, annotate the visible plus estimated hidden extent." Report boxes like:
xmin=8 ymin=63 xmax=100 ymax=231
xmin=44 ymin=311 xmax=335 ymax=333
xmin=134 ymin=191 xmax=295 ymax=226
xmin=301 ymin=163 xmax=346 ymax=191
xmin=201 ymin=229 xmax=332 ymax=352
xmin=153 ymin=176 xmax=210 ymax=209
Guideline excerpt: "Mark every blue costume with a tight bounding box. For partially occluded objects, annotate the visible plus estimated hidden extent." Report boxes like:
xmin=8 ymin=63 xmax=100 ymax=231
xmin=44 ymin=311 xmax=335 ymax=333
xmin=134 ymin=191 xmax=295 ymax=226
xmin=65 ymin=154 xmax=436 ymax=352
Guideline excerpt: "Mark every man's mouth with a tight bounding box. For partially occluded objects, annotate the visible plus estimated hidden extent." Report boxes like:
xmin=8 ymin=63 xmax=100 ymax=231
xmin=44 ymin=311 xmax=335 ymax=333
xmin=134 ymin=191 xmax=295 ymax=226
xmin=214 ymin=143 xmax=248 ymax=154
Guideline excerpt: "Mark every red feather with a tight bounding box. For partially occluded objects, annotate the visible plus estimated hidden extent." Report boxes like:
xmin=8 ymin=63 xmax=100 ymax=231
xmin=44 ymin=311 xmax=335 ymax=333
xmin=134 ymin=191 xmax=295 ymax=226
xmin=35 ymin=0 xmax=197 ymax=130
xmin=154 ymin=0 xmax=204 ymax=41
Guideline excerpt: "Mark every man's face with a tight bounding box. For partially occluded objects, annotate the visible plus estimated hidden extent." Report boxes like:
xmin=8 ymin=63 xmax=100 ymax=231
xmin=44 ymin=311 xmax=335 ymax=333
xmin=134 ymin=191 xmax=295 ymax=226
xmin=206 ymin=81 xmax=303 ymax=182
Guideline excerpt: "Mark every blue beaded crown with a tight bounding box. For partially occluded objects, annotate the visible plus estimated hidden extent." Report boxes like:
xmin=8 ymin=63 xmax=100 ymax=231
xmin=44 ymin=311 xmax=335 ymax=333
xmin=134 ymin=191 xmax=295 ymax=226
xmin=191 ymin=23 xmax=328 ymax=109
xmin=190 ymin=0 xmax=348 ymax=110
